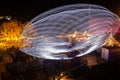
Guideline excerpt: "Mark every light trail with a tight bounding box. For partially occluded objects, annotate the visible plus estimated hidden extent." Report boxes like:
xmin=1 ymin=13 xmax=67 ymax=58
xmin=20 ymin=4 xmax=120 ymax=60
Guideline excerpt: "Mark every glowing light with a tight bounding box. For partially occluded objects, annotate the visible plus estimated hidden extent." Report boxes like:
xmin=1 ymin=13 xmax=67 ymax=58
xmin=60 ymin=73 xmax=64 ymax=77
xmin=57 ymin=31 xmax=92 ymax=43
xmin=0 ymin=16 xmax=11 ymax=20
xmin=0 ymin=20 xmax=27 ymax=50
xmin=71 ymin=31 xmax=78 ymax=37
xmin=20 ymin=4 xmax=120 ymax=60
xmin=104 ymin=33 xmax=120 ymax=47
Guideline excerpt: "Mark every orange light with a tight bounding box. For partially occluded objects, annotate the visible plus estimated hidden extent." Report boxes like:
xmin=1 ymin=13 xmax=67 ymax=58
xmin=60 ymin=73 xmax=64 ymax=77
xmin=105 ymin=33 xmax=120 ymax=47
xmin=72 ymin=31 xmax=78 ymax=37
xmin=57 ymin=31 xmax=92 ymax=43
xmin=0 ymin=20 xmax=27 ymax=50
xmin=68 ymin=31 xmax=92 ymax=42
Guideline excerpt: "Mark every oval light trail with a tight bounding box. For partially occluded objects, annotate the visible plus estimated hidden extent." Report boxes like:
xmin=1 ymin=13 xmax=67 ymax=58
xmin=20 ymin=4 xmax=120 ymax=60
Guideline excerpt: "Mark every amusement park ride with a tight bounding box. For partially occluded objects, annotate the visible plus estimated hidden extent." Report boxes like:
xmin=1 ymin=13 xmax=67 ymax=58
xmin=0 ymin=3 xmax=120 ymax=80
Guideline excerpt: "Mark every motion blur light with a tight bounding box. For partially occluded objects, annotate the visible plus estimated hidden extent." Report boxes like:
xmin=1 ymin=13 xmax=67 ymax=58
xmin=20 ymin=4 xmax=120 ymax=60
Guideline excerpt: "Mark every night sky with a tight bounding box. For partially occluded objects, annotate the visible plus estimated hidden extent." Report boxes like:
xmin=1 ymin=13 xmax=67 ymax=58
xmin=0 ymin=0 xmax=120 ymax=20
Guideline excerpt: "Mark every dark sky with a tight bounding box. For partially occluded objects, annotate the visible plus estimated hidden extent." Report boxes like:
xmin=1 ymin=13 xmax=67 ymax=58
xmin=0 ymin=0 xmax=120 ymax=20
